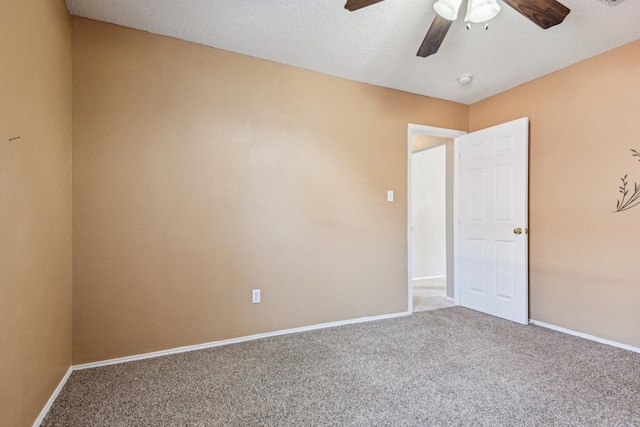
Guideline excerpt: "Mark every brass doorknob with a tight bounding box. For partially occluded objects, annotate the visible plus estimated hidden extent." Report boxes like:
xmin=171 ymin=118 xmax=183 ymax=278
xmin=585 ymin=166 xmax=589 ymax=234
xmin=514 ymin=228 xmax=522 ymax=235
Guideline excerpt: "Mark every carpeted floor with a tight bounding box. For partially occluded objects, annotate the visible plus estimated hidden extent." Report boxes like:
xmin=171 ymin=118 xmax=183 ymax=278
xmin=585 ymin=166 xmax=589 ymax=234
xmin=43 ymin=307 xmax=640 ymax=426
xmin=412 ymin=277 xmax=455 ymax=312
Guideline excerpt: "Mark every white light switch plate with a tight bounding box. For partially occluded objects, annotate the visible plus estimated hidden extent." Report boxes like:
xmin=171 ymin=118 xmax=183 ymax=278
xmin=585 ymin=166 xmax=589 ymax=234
xmin=387 ymin=190 xmax=394 ymax=202
xmin=252 ymin=289 xmax=261 ymax=304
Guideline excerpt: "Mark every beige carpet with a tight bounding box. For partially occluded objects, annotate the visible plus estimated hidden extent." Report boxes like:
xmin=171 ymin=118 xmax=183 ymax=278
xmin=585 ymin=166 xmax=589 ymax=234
xmin=412 ymin=277 xmax=455 ymax=312
xmin=43 ymin=307 xmax=640 ymax=426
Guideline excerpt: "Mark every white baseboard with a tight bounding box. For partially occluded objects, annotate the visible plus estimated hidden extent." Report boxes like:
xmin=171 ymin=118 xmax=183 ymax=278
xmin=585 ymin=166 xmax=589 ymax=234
xmin=33 ymin=366 xmax=73 ymax=427
xmin=529 ymin=319 xmax=640 ymax=354
xmin=446 ymin=296 xmax=455 ymax=302
xmin=412 ymin=275 xmax=446 ymax=281
xmin=74 ymin=311 xmax=411 ymax=370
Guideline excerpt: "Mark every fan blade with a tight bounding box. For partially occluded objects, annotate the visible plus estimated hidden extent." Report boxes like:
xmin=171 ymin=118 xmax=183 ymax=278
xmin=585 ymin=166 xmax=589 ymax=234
xmin=502 ymin=0 xmax=570 ymax=30
xmin=417 ymin=15 xmax=453 ymax=58
xmin=344 ymin=0 xmax=385 ymax=12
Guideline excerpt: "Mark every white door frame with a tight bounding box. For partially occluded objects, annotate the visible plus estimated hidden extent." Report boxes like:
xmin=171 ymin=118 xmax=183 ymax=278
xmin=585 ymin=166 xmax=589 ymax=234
xmin=407 ymin=124 xmax=466 ymax=313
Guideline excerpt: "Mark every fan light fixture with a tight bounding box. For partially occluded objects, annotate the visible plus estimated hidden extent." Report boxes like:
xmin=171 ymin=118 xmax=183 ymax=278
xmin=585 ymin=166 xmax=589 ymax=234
xmin=433 ymin=0 xmax=501 ymax=24
xmin=433 ymin=0 xmax=464 ymax=21
xmin=465 ymin=0 xmax=501 ymax=23
xmin=345 ymin=0 xmax=571 ymax=59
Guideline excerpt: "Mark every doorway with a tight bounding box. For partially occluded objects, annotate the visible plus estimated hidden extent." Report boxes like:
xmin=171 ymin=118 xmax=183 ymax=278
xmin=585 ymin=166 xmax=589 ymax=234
xmin=411 ymin=144 xmax=451 ymax=312
xmin=407 ymin=124 xmax=465 ymax=313
xmin=408 ymin=119 xmax=529 ymax=323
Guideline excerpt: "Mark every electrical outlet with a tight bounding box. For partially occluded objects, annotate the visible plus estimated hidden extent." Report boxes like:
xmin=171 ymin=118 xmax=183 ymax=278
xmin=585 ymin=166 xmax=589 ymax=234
xmin=252 ymin=289 xmax=261 ymax=304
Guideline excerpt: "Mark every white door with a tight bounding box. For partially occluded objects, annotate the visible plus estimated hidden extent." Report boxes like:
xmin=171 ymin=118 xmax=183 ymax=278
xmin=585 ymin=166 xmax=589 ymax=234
xmin=457 ymin=117 xmax=529 ymax=324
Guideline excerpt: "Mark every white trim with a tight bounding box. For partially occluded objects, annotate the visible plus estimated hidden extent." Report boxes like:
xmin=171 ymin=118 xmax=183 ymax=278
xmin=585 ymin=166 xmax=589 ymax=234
xmin=74 ymin=311 xmax=411 ymax=370
xmin=412 ymin=275 xmax=446 ymax=281
xmin=529 ymin=319 xmax=640 ymax=354
xmin=453 ymin=137 xmax=461 ymax=305
xmin=407 ymin=124 xmax=466 ymax=315
xmin=408 ymin=124 xmax=466 ymax=140
xmin=33 ymin=366 xmax=73 ymax=427
xmin=446 ymin=296 xmax=455 ymax=302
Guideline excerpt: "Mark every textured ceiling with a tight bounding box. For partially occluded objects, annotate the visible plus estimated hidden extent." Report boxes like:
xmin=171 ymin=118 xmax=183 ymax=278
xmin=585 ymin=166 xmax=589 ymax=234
xmin=65 ymin=0 xmax=640 ymax=104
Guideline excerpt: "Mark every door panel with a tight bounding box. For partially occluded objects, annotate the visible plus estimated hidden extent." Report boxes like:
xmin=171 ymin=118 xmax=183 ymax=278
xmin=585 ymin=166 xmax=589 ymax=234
xmin=458 ymin=117 xmax=528 ymax=324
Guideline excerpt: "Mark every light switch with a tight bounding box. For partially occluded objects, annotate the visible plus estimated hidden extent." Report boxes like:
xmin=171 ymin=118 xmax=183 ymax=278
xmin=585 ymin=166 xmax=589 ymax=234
xmin=387 ymin=190 xmax=394 ymax=202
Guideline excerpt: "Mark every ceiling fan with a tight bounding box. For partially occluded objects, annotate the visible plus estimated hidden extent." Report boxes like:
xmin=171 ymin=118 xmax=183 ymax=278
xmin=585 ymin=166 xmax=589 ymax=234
xmin=344 ymin=0 xmax=570 ymax=58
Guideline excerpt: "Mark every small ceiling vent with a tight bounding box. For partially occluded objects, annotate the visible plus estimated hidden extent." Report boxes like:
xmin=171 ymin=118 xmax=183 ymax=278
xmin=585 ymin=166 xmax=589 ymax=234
xmin=596 ymin=0 xmax=626 ymax=5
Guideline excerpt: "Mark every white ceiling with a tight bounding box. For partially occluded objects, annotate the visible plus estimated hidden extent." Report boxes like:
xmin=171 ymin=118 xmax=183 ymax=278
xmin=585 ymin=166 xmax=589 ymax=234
xmin=65 ymin=0 xmax=640 ymax=104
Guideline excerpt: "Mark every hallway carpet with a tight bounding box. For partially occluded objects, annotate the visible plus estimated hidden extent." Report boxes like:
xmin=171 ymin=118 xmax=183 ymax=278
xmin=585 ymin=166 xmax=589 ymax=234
xmin=412 ymin=277 xmax=455 ymax=312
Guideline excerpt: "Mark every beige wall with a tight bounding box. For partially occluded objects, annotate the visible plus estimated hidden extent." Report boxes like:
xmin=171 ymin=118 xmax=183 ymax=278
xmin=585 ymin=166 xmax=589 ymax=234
xmin=470 ymin=40 xmax=640 ymax=347
xmin=0 ymin=1 xmax=72 ymax=426
xmin=71 ymin=18 xmax=469 ymax=364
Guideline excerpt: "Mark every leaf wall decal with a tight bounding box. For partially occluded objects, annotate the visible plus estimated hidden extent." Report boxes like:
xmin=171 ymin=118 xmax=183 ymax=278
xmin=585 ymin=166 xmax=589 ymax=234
xmin=614 ymin=149 xmax=640 ymax=213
